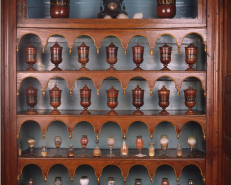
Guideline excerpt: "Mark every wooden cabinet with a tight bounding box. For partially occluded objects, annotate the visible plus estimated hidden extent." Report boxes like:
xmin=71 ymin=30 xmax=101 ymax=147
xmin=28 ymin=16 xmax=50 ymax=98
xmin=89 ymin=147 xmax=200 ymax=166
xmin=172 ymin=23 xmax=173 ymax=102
xmin=1 ymin=0 xmax=224 ymax=185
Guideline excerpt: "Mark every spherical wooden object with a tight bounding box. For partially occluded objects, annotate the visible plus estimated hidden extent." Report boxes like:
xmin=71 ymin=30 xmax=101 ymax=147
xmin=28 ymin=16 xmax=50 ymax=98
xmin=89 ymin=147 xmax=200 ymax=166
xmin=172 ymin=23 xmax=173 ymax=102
xmin=156 ymin=0 xmax=176 ymax=18
xmin=50 ymin=0 xmax=70 ymax=18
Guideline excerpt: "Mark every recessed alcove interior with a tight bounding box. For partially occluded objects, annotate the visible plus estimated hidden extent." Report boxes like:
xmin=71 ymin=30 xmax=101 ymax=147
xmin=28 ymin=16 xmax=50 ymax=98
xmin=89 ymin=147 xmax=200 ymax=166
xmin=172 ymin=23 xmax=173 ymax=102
xmin=153 ymin=121 xmax=205 ymax=151
xmin=17 ymin=34 xmax=43 ymax=71
xmin=19 ymin=164 xmax=44 ymax=185
xmin=73 ymin=165 xmax=97 ymax=184
xmin=100 ymin=165 xmax=123 ymax=185
xmin=27 ymin=0 xmax=198 ymax=19
xmin=98 ymin=122 xmax=123 ymax=149
xmin=152 ymin=165 xmax=176 ymax=184
xmin=126 ymin=165 xmax=150 ymax=185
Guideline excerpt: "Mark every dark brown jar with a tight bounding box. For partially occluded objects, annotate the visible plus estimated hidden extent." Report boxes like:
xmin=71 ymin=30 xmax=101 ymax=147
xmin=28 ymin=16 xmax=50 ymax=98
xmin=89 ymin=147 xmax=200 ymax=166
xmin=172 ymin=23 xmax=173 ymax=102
xmin=132 ymin=85 xmax=144 ymax=115
xmin=77 ymin=43 xmax=90 ymax=71
xmin=25 ymin=85 xmax=38 ymax=115
xmin=159 ymin=44 xmax=172 ymax=71
xmin=49 ymin=84 xmax=62 ymax=115
xmin=158 ymin=85 xmax=170 ymax=115
xmin=80 ymin=85 xmax=92 ymax=115
xmin=184 ymin=86 xmax=197 ymax=115
xmin=80 ymin=135 xmax=89 ymax=149
xmin=185 ymin=43 xmax=198 ymax=71
xmin=25 ymin=43 xmax=37 ymax=71
xmin=132 ymin=44 xmax=144 ymax=71
xmin=50 ymin=42 xmax=63 ymax=71
xmin=107 ymin=86 xmax=119 ymax=115
xmin=106 ymin=42 xmax=118 ymax=71
xmin=134 ymin=178 xmax=142 ymax=185
xmin=50 ymin=0 xmax=70 ymax=18
xmin=157 ymin=0 xmax=176 ymax=18
xmin=161 ymin=178 xmax=169 ymax=185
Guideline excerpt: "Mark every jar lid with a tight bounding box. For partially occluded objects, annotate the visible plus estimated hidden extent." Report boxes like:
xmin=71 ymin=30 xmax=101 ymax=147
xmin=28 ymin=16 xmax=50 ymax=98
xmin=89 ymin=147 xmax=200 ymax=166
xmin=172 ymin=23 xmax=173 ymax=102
xmin=77 ymin=42 xmax=89 ymax=49
xmin=158 ymin=85 xmax=170 ymax=93
xmin=106 ymin=42 xmax=118 ymax=50
xmin=25 ymin=43 xmax=36 ymax=49
xmin=50 ymin=84 xmax=61 ymax=91
xmin=186 ymin=43 xmax=197 ymax=49
xmin=132 ymin=85 xmax=144 ymax=93
xmin=160 ymin=134 xmax=168 ymax=138
xmin=184 ymin=86 xmax=197 ymax=93
xmin=132 ymin=44 xmax=144 ymax=49
xmin=82 ymin=135 xmax=88 ymax=138
xmin=81 ymin=176 xmax=88 ymax=179
xmin=160 ymin=43 xmax=172 ymax=49
xmin=136 ymin=135 xmax=142 ymax=139
xmin=80 ymin=85 xmax=92 ymax=92
xmin=108 ymin=177 xmax=115 ymax=181
xmin=162 ymin=178 xmax=169 ymax=181
xmin=106 ymin=86 xmax=119 ymax=93
xmin=25 ymin=85 xmax=37 ymax=93
xmin=51 ymin=42 xmax=63 ymax=49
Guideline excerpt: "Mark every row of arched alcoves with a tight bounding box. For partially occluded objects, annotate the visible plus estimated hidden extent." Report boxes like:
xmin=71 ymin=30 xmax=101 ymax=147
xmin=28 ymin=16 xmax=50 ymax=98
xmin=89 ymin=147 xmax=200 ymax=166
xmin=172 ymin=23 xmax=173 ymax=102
xmin=17 ymin=121 xmax=205 ymax=150
xmin=17 ymin=32 xmax=207 ymax=71
xmin=18 ymin=164 xmax=205 ymax=185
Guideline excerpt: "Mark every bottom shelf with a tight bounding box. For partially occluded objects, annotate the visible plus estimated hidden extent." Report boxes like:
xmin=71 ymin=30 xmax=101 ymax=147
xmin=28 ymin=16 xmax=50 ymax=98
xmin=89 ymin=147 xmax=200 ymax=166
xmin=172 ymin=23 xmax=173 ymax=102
xmin=18 ymin=148 xmax=205 ymax=185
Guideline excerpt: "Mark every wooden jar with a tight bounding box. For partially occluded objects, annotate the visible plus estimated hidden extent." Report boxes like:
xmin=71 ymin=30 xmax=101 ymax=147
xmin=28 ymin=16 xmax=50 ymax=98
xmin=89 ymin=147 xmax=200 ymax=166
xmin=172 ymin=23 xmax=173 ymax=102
xmin=132 ymin=85 xmax=144 ymax=115
xmin=132 ymin=44 xmax=144 ymax=71
xmin=50 ymin=0 xmax=70 ymax=18
xmin=184 ymin=86 xmax=197 ymax=115
xmin=25 ymin=43 xmax=37 ymax=71
xmin=156 ymin=0 xmax=176 ymax=18
xmin=77 ymin=43 xmax=90 ymax=71
xmin=50 ymin=42 xmax=63 ymax=71
xmin=80 ymin=85 xmax=92 ymax=115
xmin=49 ymin=84 xmax=62 ymax=115
xmin=106 ymin=43 xmax=118 ymax=70
xmin=185 ymin=43 xmax=198 ymax=71
xmin=158 ymin=85 xmax=170 ymax=115
xmin=25 ymin=85 xmax=38 ymax=115
xmin=106 ymin=86 xmax=119 ymax=115
xmin=161 ymin=178 xmax=169 ymax=185
xmin=159 ymin=44 xmax=172 ymax=71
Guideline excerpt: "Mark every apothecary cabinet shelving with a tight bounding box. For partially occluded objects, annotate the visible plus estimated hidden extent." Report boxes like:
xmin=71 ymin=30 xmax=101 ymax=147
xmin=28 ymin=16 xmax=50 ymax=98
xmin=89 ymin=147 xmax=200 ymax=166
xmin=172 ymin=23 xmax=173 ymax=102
xmin=2 ymin=0 xmax=223 ymax=185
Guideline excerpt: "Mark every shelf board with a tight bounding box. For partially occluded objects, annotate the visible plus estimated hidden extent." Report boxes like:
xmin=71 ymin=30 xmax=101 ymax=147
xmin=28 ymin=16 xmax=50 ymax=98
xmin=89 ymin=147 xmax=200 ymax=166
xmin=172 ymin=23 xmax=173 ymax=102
xmin=18 ymin=149 xmax=205 ymax=181
xmin=17 ymin=18 xmax=206 ymax=29
xmin=17 ymin=71 xmax=207 ymax=96
xmin=17 ymin=110 xmax=206 ymax=140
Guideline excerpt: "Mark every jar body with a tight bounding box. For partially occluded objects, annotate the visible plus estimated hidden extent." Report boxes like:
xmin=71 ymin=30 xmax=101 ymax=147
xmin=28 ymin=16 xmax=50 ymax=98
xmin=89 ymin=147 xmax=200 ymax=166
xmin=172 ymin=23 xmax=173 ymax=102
xmin=149 ymin=143 xmax=155 ymax=157
xmin=156 ymin=0 xmax=176 ymax=18
xmin=68 ymin=145 xmax=74 ymax=157
xmin=50 ymin=0 xmax=70 ymax=18
xmin=41 ymin=147 xmax=48 ymax=157
xmin=27 ymin=178 xmax=35 ymax=185
xmin=80 ymin=135 xmax=89 ymax=148
xmin=80 ymin=176 xmax=89 ymax=185
xmin=176 ymin=144 xmax=182 ymax=157
xmin=121 ymin=139 xmax=128 ymax=157
xmin=54 ymin=177 xmax=63 ymax=185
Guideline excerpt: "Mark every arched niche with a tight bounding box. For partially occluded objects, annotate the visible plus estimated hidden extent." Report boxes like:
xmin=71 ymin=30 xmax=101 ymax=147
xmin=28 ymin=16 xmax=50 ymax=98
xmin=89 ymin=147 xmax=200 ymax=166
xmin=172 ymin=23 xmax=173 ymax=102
xmin=99 ymin=77 xmax=123 ymax=110
xmin=47 ymin=164 xmax=71 ymax=184
xmin=72 ymin=77 xmax=97 ymax=111
xmin=100 ymin=165 xmax=123 ymax=185
xmin=153 ymin=121 xmax=177 ymax=149
xmin=126 ymin=165 xmax=150 ymax=185
xmin=179 ymin=121 xmax=206 ymax=152
xmin=180 ymin=33 xmax=207 ymax=71
xmin=153 ymin=165 xmax=176 ymax=184
xmin=44 ymin=34 xmax=71 ymax=70
xmin=179 ymin=165 xmax=204 ymax=185
xmin=19 ymin=164 xmax=43 ymax=185
xmin=72 ymin=121 xmax=96 ymax=148
xmin=18 ymin=120 xmax=43 ymax=151
xmin=153 ymin=34 xmax=178 ymax=71
xmin=126 ymin=35 xmax=151 ymax=70
xmin=181 ymin=77 xmax=206 ymax=112
xmin=153 ymin=76 xmax=179 ymax=111
xmin=72 ymin=35 xmax=97 ymax=70
xmin=99 ymin=36 xmax=123 ymax=70
xmin=45 ymin=121 xmax=69 ymax=148
xmin=17 ymin=77 xmax=42 ymax=112
xmin=44 ymin=77 xmax=71 ymax=111
xmin=73 ymin=165 xmax=97 ymax=184
xmin=126 ymin=121 xmax=150 ymax=149
xmin=17 ymin=33 xmax=43 ymax=71
xmin=98 ymin=121 xmax=123 ymax=149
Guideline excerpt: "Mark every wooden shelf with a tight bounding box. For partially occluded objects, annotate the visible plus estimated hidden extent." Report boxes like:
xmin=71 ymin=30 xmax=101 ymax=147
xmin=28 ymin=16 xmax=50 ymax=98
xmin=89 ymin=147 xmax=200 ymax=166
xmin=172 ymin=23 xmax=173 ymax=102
xmin=18 ymin=148 xmax=205 ymax=182
xmin=17 ymin=71 xmax=207 ymax=96
xmin=17 ymin=110 xmax=206 ymax=140
xmin=17 ymin=18 xmax=206 ymax=29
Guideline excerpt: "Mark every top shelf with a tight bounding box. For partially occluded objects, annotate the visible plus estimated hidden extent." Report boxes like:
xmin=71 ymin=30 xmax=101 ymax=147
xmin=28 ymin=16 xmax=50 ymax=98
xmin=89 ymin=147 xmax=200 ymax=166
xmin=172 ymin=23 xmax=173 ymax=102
xmin=17 ymin=18 xmax=206 ymax=29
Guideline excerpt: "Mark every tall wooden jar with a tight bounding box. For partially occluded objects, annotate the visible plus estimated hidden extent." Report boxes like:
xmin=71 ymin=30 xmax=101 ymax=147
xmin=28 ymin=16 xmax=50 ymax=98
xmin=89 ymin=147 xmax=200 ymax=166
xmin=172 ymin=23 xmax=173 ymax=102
xmin=49 ymin=84 xmax=62 ymax=115
xmin=25 ymin=43 xmax=37 ymax=71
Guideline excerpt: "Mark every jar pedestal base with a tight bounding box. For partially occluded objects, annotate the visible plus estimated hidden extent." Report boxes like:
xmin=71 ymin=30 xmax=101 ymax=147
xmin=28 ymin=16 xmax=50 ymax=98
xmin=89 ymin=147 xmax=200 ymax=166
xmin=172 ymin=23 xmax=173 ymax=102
xmin=185 ymin=109 xmax=196 ymax=115
xmin=50 ymin=109 xmax=61 ymax=115
xmin=107 ymin=110 xmax=118 ymax=116
xmin=80 ymin=110 xmax=91 ymax=115
xmin=186 ymin=67 xmax=196 ymax=71
xmin=51 ymin=66 xmax=62 ymax=71
xmin=133 ymin=67 xmax=143 ymax=71
xmin=27 ymin=109 xmax=38 ymax=115
xmin=133 ymin=109 xmax=144 ymax=115
xmin=159 ymin=109 xmax=169 ymax=115
xmin=161 ymin=67 xmax=171 ymax=71
xmin=79 ymin=67 xmax=89 ymax=71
